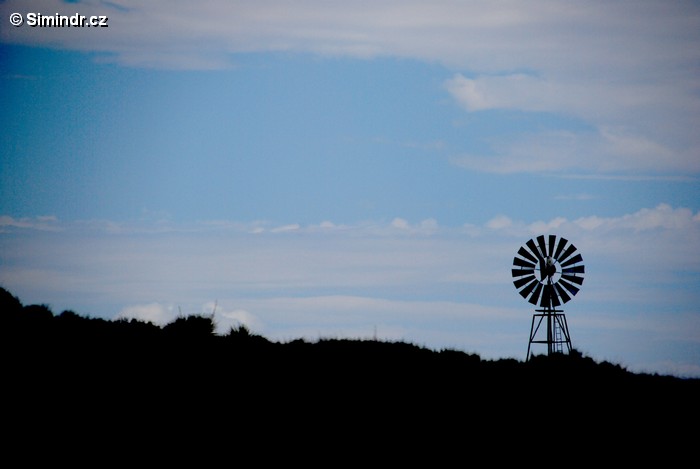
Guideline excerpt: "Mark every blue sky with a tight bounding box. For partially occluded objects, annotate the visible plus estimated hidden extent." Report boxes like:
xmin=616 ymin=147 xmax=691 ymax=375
xmin=1 ymin=1 xmax=699 ymax=377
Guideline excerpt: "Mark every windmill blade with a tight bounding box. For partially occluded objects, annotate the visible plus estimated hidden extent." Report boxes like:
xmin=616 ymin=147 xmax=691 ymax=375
xmin=528 ymin=282 xmax=543 ymax=305
xmin=555 ymin=283 xmax=572 ymax=303
xmin=560 ymin=253 xmax=583 ymax=268
xmin=513 ymin=257 xmax=536 ymax=269
xmin=514 ymin=274 xmax=536 ymax=289
xmin=548 ymin=235 xmax=556 ymax=258
xmin=553 ymin=237 xmax=568 ymax=260
xmin=558 ymin=278 xmax=580 ymax=296
xmin=512 ymin=268 xmax=535 ymax=278
xmin=519 ymin=278 xmax=539 ymax=299
xmin=561 ymin=274 xmax=584 ymax=285
xmin=518 ymin=246 xmax=538 ymax=264
xmin=562 ymin=265 xmax=585 ymax=275
xmin=536 ymin=235 xmax=548 ymax=258
xmin=551 ymin=295 xmax=561 ymax=308
xmin=557 ymin=244 xmax=577 ymax=264
xmin=538 ymin=284 xmax=548 ymax=307
xmin=526 ymin=239 xmax=544 ymax=262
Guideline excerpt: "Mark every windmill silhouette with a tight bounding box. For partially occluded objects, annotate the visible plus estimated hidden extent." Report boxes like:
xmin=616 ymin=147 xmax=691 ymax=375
xmin=511 ymin=234 xmax=585 ymax=360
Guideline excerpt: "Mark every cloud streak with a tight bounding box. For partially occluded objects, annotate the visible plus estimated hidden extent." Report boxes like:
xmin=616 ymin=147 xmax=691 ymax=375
xmin=0 ymin=215 xmax=61 ymax=232
xmin=449 ymin=126 xmax=700 ymax=176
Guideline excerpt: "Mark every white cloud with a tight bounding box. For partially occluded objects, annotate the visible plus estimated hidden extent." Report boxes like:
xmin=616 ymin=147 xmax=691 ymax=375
xmin=117 ymin=302 xmax=174 ymax=325
xmin=527 ymin=217 xmax=567 ymax=235
xmin=270 ymin=223 xmax=300 ymax=233
xmin=486 ymin=215 xmax=512 ymax=230
xmin=387 ymin=217 xmax=439 ymax=235
xmin=478 ymin=203 xmax=700 ymax=243
xmin=574 ymin=216 xmax=605 ymax=231
xmin=201 ymin=301 xmax=265 ymax=335
xmin=449 ymin=126 xmax=700 ymax=177
xmin=445 ymin=73 xmax=563 ymax=113
xmin=419 ymin=218 xmax=438 ymax=232
xmin=391 ymin=217 xmax=409 ymax=229
xmin=443 ymin=68 xmax=699 ymax=176
xmin=574 ymin=204 xmax=699 ymax=233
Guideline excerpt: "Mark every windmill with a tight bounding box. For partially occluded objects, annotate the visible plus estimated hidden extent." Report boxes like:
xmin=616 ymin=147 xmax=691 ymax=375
xmin=511 ymin=234 xmax=585 ymax=360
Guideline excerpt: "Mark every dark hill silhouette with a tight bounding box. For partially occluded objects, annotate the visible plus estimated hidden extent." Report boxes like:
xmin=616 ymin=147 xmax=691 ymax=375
xmin=2 ymin=285 xmax=698 ymax=390
xmin=2 ymin=285 xmax=698 ymax=460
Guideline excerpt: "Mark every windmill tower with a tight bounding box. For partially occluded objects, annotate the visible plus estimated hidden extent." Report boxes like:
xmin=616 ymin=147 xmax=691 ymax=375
xmin=511 ymin=235 xmax=585 ymax=360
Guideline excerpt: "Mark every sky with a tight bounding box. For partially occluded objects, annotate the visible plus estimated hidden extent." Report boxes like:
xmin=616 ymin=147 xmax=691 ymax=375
xmin=1 ymin=0 xmax=699 ymax=378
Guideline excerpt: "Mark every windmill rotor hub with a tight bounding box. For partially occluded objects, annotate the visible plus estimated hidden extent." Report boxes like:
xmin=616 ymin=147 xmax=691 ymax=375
xmin=542 ymin=256 xmax=557 ymax=281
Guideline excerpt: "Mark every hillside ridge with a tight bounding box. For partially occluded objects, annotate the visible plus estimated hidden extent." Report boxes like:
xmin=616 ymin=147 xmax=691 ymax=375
xmin=2 ymin=285 xmax=696 ymax=385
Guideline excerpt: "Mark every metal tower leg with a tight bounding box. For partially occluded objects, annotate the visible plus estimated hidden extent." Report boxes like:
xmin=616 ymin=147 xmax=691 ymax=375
xmin=527 ymin=307 xmax=572 ymax=360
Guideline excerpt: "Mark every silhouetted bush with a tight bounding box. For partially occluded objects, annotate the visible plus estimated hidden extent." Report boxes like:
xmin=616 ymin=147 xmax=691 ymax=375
xmin=224 ymin=323 xmax=270 ymax=348
xmin=162 ymin=314 xmax=216 ymax=340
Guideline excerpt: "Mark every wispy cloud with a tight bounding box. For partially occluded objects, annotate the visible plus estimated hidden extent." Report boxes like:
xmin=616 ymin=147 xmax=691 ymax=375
xmin=4 ymin=1 xmax=697 ymax=73
xmin=449 ymin=125 xmax=700 ymax=177
xmin=0 ymin=215 xmax=61 ymax=232
xmin=269 ymin=223 xmax=301 ymax=233
xmin=574 ymin=204 xmax=700 ymax=234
